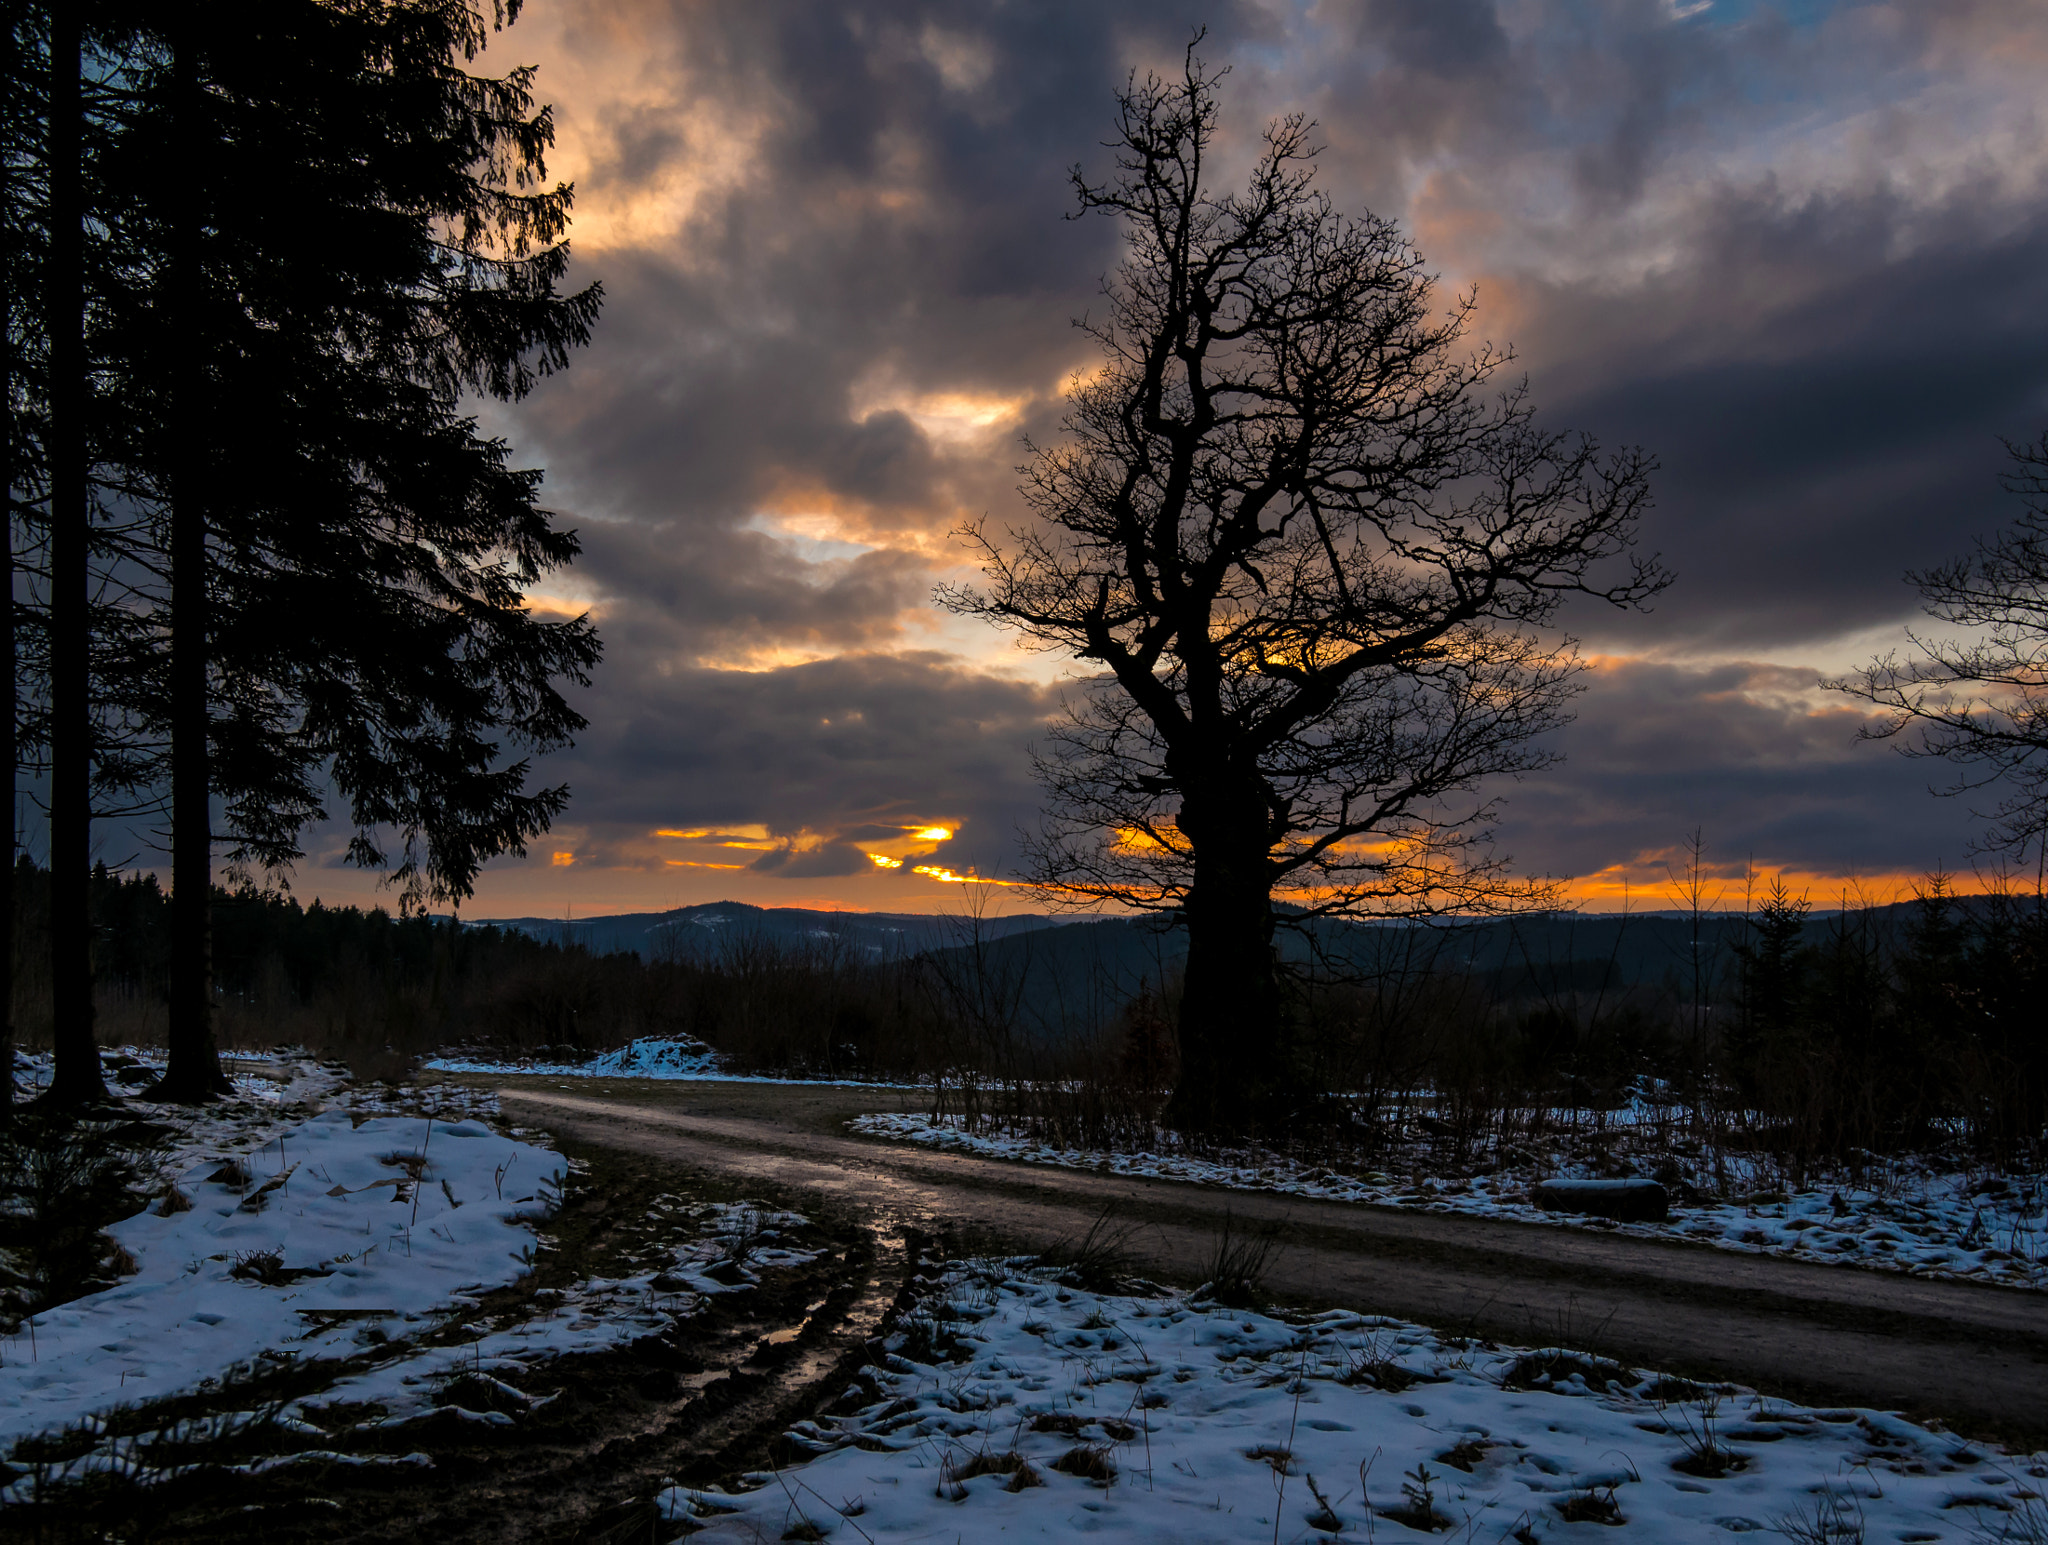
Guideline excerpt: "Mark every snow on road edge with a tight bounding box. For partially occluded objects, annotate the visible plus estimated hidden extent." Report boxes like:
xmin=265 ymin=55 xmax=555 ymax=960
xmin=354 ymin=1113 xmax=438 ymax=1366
xmin=851 ymin=1112 xmax=2048 ymax=1292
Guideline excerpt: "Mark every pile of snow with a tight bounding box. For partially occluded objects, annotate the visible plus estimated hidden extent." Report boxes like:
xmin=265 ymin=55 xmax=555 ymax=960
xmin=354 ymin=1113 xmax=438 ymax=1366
xmin=585 ymin=1037 xmax=725 ymax=1079
xmin=664 ymin=1259 xmax=2048 ymax=1542
xmin=425 ymin=1036 xmax=908 ymax=1087
xmin=425 ymin=1035 xmax=724 ymax=1080
xmin=0 ymin=1106 xmax=564 ymax=1449
xmin=851 ymin=1113 xmax=2048 ymax=1290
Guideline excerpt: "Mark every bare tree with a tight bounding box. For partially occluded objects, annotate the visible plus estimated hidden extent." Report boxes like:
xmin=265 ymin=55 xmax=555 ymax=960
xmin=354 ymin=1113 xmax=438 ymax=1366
xmin=941 ymin=50 xmax=1666 ymax=1132
xmin=1832 ymin=434 xmax=2048 ymax=868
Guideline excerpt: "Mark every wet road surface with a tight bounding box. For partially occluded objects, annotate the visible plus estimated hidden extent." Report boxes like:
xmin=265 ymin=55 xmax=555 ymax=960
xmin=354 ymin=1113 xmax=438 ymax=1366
xmin=491 ymin=1079 xmax=2048 ymax=1444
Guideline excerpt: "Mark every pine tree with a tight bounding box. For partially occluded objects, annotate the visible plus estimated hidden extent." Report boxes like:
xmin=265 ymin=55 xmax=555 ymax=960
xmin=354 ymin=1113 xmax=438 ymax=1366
xmin=42 ymin=0 xmax=107 ymax=1106
xmin=0 ymin=0 xmax=36 ymax=1116
xmin=1729 ymin=876 xmax=1811 ymax=1099
xmin=99 ymin=0 xmax=603 ymax=1101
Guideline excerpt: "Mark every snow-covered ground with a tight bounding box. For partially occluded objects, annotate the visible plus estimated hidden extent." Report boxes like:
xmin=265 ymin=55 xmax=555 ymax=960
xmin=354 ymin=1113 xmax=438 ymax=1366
xmin=852 ymin=1113 xmax=2048 ymax=1292
xmin=425 ymin=1035 xmax=909 ymax=1087
xmin=3 ymin=1045 xmax=842 ymax=1506
xmin=0 ymin=1050 xmax=566 ymax=1451
xmin=662 ymin=1257 xmax=2048 ymax=1543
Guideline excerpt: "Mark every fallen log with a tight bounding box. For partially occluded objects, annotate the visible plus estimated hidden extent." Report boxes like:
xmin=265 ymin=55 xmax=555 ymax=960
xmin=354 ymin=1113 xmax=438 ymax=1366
xmin=1531 ymin=1178 xmax=1669 ymax=1223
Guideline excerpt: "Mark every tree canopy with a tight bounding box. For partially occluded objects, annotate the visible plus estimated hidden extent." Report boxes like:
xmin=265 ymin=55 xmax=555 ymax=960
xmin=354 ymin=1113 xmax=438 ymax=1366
xmin=1834 ymin=434 xmax=2048 ymax=867
xmin=945 ymin=51 xmax=1667 ymax=1129
xmin=12 ymin=0 xmax=603 ymax=1105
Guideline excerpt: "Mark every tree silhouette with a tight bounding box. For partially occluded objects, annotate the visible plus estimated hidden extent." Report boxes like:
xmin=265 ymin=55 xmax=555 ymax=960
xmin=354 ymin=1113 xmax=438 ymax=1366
xmin=0 ymin=0 xmax=36 ymax=1116
xmin=944 ymin=52 xmax=1666 ymax=1132
xmin=1833 ymin=434 xmax=2048 ymax=868
xmin=21 ymin=0 xmax=602 ymax=1103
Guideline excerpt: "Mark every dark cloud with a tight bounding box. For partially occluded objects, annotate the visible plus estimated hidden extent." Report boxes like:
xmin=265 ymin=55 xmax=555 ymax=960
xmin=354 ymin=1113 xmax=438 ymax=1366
xmin=572 ymin=516 xmax=932 ymax=663
xmin=545 ymin=650 xmax=1059 ymax=875
xmin=212 ymin=0 xmax=2048 ymax=908
xmin=1494 ymin=659 xmax=1985 ymax=881
xmin=750 ymin=842 xmax=874 ymax=879
xmin=1531 ymin=191 xmax=2048 ymax=653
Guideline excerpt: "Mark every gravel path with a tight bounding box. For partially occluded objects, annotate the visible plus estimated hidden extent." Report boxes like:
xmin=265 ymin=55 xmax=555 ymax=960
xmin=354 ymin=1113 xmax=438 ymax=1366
xmin=489 ymin=1078 xmax=2048 ymax=1445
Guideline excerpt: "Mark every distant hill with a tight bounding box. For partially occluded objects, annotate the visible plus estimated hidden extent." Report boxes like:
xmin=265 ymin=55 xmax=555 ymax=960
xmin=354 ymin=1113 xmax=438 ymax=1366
xmin=469 ymin=899 xmax=1070 ymax=962
xmin=474 ymin=892 xmax=2023 ymax=1036
xmin=922 ymin=897 xmax=2014 ymax=1030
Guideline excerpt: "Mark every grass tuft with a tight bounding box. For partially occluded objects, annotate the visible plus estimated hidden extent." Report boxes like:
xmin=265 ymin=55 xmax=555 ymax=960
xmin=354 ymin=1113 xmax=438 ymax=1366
xmin=1051 ymin=1444 xmax=1117 ymax=1486
xmin=1196 ymin=1209 xmax=1278 ymax=1309
xmin=1497 ymin=1349 xmax=1628 ymax=1393
xmin=1776 ymin=1484 xmax=1867 ymax=1544
xmin=229 ymin=1246 xmax=286 ymax=1285
xmin=1558 ymin=1482 xmax=1627 ymax=1526
xmin=1039 ymin=1203 xmax=1137 ymax=1292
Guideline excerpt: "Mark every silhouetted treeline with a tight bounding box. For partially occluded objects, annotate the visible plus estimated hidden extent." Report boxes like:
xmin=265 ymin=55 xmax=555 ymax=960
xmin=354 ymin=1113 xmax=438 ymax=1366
xmin=8 ymin=863 xmax=684 ymax=1069
xmin=1254 ymin=879 xmax=2047 ymax=1172
xmin=11 ymin=863 xmax=2044 ymax=1168
xmin=1719 ymin=880 xmax=2046 ymax=1168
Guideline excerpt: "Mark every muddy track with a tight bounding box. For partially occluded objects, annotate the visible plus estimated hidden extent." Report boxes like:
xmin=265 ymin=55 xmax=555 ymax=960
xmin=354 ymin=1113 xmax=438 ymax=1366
xmin=11 ymin=1134 xmax=918 ymax=1544
xmin=495 ymin=1080 xmax=2048 ymax=1448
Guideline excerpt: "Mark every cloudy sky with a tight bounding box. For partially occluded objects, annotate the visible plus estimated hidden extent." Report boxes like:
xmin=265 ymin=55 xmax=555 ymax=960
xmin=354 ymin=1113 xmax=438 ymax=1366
xmin=297 ymin=0 xmax=2047 ymax=917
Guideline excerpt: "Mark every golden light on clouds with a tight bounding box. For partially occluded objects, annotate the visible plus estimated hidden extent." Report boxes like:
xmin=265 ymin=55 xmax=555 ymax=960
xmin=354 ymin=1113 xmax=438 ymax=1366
xmin=858 ymin=819 xmax=963 ymax=871
xmin=553 ymin=88 xmax=773 ymax=260
xmin=1111 ymin=823 xmax=1182 ymax=855
xmin=910 ymin=864 xmax=1023 ymax=886
xmin=656 ymin=827 xmax=779 ymax=851
xmin=550 ymin=851 xmax=575 ymax=867
xmin=523 ymin=590 xmax=600 ymax=621
xmin=852 ymin=381 xmax=1033 ymax=446
xmin=1559 ymin=858 xmax=2014 ymax=912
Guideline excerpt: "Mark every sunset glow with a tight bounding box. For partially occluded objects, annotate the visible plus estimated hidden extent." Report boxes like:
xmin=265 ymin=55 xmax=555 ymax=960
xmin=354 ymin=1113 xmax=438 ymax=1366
xmin=910 ymin=864 xmax=1023 ymax=886
xmin=284 ymin=0 xmax=2048 ymax=926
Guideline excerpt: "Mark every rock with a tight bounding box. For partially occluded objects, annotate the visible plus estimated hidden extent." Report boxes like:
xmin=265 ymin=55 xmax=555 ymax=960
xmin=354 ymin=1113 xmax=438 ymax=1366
xmin=1532 ymin=1178 xmax=1669 ymax=1222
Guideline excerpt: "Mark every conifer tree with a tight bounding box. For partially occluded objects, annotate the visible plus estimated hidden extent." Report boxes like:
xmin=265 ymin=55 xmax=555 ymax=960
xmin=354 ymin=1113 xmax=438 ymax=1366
xmin=42 ymin=1 xmax=106 ymax=1106
xmin=0 ymin=0 xmax=34 ymax=1116
xmin=100 ymin=0 xmax=602 ymax=1101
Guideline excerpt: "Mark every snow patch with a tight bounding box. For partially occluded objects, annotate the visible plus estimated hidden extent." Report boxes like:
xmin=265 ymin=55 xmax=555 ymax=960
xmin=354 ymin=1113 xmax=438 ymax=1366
xmin=662 ymin=1258 xmax=2048 ymax=1542
xmin=0 ymin=1099 xmax=564 ymax=1450
xmin=851 ymin=1112 xmax=2048 ymax=1290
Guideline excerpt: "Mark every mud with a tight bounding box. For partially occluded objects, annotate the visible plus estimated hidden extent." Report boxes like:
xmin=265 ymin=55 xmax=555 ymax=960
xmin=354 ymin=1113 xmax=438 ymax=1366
xmin=6 ymin=1135 xmax=913 ymax=1543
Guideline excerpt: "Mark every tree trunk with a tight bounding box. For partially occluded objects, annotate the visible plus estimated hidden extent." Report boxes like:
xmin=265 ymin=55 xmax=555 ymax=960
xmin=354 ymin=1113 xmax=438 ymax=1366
xmin=1 ymin=81 xmax=14 ymax=1124
xmin=1163 ymin=787 xmax=1284 ymax=1134
xmin=159 ymin=19 xmax=224 ymax=1103
xmin=45 ymin=2 xmax=105 ymax=1107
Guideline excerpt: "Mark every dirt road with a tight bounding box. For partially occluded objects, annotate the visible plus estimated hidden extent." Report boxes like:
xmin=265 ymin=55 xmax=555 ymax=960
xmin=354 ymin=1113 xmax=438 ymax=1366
xmin=489 ymin=1077 xmax=2048 ymax=1445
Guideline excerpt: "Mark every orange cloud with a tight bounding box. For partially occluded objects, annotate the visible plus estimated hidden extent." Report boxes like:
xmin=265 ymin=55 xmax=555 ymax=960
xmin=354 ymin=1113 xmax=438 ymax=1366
xmin=1560 ymin=858 xmax=2017 ymax=913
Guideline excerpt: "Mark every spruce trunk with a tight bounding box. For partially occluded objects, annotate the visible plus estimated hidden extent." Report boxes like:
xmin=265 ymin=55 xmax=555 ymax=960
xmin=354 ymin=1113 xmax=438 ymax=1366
xmin=45 ymin=3 xmax=104 ymax=1106
xmin=1 ymin=49 xmax=14 ymax=1121
xmin=160 ymin=22 xmax=222 ymax=1102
